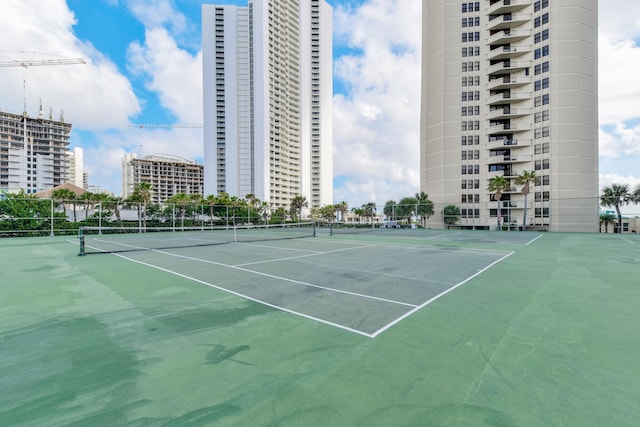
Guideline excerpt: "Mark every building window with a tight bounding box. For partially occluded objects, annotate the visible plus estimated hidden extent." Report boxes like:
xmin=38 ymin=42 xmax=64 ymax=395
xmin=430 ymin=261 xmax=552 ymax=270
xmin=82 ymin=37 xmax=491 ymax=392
xmin=542 ymin=29 xmax=549 ymax=41
xmin=542 ymin=45 xmax=549 ymax=57
xmin=542 ymin=110 xmax=550 ymax=121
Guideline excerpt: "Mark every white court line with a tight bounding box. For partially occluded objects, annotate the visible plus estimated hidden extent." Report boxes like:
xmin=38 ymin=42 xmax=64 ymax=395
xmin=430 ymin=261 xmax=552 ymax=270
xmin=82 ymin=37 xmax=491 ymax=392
xmin=369 ymin=251 xmax=516 ymax=338
xmin=77 ymin=238 xmax=515 ymax=338
xmin=526 ymin=234 xmax=544 ymax=245
xmin=148 ymin=249 xmax=418 ymax=308
xmin=112 ymin=252 xmax=377 ymax=339
xmin=235 ymin=244 xmax=376 ymax=267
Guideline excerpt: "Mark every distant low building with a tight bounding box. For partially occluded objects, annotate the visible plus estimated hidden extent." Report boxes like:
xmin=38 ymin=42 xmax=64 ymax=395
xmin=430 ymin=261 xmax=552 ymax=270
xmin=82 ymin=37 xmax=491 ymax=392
xmin=122 ymin=153 xmax=204 ymax=204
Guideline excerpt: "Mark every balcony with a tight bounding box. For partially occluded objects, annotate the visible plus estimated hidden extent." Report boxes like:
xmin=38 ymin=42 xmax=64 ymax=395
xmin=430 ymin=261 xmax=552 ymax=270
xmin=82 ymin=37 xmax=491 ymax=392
xmin=487 ymin=91 xmax=532 ymax=105
xmin=487 ymin=107 xmax=532 ymax=120
xmin=487 ymin=60 xmax=531 ymax=76
xmin=487 ymin=154 xmax=533 ymax=165
xmin=487 ymin=0 xmax=531 ymax=15
xmin=487 ymin=29 xmax=530 ymax=45
xmin=487 ymin=45 xmax=531 ymax=61
xmin=487 ymin=13 xmax=532 ymax=31
xmin=488 ymin=76 xmax=530 ymax=90
xmin=487 ymin=138 xmax=533 ymax=150
xmin=487 ymin=122 xmax=531 ymax=135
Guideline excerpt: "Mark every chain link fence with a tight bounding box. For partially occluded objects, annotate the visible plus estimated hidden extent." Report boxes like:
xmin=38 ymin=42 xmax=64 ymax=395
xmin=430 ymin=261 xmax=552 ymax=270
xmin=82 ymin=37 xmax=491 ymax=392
xmin=1 ymin=197 xmax=639 ymax=236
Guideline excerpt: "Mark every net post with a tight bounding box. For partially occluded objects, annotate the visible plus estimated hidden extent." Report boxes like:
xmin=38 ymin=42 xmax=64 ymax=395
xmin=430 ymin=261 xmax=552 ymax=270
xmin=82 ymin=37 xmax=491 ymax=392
xmin=313 ymin=222 xmax=317 ymax=237
xmin=329 ymin=223 xmax=333 ymax=236
xmin=78 ymin=227 xmax=85 ymax=256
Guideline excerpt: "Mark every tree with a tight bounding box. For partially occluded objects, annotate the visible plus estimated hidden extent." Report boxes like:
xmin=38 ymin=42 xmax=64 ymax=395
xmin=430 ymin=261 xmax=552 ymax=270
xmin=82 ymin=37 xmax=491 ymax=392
xmin=631 ymin=184 xmax=640 ymax=204
xmin=133 ymin=182 xmax=153 ymax=229
xmin=600 ymin=183 xmax=631 ymax=233
xmin=362 ymin=202 xmax=377 ymax=224
xmin=383 ymin=200 xmax=397 ymax=220
xmin=289 ymin=195 xmax=308 ymax=222
xmin=515 ymin=170 xmax=536 ymax=231
xmin=0 ymin=190 xmax=58 ymax=234
xmin=415 ymin=192 xmax=434 ymax=227
xmin=443 ymin=205 xmax=461 ymax=227
xmin=167 ymin=192 xmax=192 ymax=228
xmin=319 ymin=204 xmax=336 ymax=223
xmin=78 ymin=191 xmax=95 ymax=221
xmin=397 ymin=197 xmax=418 ymax=222
xmin=599 ymin=212 xmax=616 ymax=233
xmin=488 ymin=175 xmax=510 ymax=230
xmin=52 ymin=188 xmax=78 ymax=222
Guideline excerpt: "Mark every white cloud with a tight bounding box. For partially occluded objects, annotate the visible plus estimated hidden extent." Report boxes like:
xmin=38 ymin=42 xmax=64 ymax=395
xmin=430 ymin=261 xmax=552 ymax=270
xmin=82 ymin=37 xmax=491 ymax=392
xmin=127 ymin=27 xmax=203 ymax=124
xmin=0 ymin=0 xmax=140 ymax=130
xmin=332 ymin=0 xmax=422 ymax=207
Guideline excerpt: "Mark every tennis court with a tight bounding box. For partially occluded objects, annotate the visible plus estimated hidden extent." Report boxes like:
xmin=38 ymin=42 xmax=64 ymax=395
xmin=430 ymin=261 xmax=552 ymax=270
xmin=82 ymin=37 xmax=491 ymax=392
xmin=1 ymin=228 xmax=639 ymax=426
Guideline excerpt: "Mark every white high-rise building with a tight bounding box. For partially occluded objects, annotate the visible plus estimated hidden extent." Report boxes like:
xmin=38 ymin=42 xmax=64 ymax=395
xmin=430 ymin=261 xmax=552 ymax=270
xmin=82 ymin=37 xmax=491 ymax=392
xmin=420 ymin=0 xmax=598 ymax=232
xmin=65 ymin=147 xmax=85 ymax=189
xmin=0 ymin=110 xmax=72 ymax=194
xmin=202 ymin=0 xmax=333 ymax=210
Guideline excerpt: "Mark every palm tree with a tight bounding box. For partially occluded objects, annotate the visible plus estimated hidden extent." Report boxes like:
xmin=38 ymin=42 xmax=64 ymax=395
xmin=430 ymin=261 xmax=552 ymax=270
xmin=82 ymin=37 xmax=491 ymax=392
xmin=133 ymin=182 xmax=153 ymax=229
xmin=515 ymin=170 xmax=536 ymax=231
xmin=167 ymin=192 xmax=192 ymax=228
xmin=203 ymin=194 xmax=218 ymax=226
xmin=631 ymin=184 xmax=640 ymax=204
xmin=488 ymin=175 xmax=510 ymax=230
xmin=362 ymin=202 xmax=377 ymax=224
xmin=289 ymin=195 xmax=308 ymax=222
xmin=335 ymin=201 xmax=348 ymax=223
xmin=599 ymin=212 xmax=616 ymax=233
xmin=415 ymin=191 xmax=434 ymax=227
xmin=52 ymin=188 xmax=78 ymax=222
xmin=600 ymin=183 xmax=631 ymax=233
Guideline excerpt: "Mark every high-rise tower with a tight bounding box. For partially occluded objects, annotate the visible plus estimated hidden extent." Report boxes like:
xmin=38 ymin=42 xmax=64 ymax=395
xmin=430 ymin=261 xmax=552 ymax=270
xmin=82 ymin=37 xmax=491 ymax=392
xmin=202 ymin=0 xmax=333 ymax=211
xmin=420 ymin=0 xmax=598 ymax=232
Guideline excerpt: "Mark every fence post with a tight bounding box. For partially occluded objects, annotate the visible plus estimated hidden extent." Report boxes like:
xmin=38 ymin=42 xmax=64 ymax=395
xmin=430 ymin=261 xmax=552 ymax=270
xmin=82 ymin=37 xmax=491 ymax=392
xmin=50 ymin=198 xmax=54 ymax=236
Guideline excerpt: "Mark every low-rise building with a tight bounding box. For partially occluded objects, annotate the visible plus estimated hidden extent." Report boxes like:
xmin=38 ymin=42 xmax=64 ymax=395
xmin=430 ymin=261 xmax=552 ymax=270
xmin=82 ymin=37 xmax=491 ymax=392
xmin=122 ymin=153 xmax=204 ymax=204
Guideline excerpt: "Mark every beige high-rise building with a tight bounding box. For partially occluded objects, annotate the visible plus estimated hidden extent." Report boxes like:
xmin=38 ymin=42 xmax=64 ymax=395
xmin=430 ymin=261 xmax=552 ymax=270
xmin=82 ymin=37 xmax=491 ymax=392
xmin=420 ymin=0 xmax=598 ymax=232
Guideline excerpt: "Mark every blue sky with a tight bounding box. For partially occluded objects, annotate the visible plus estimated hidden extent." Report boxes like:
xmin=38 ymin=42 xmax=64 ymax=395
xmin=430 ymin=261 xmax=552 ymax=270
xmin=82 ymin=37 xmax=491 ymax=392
xmin=1 ymin=0 xmax=640 ymax=210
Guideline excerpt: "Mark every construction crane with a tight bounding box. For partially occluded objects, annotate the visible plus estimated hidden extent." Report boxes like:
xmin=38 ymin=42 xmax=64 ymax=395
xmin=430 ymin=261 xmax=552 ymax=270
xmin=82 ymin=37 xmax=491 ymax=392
xmin=129 ymin=123 xmax=203 ymax=129
xmin=0 ymin=55 xmax=85 ymax=68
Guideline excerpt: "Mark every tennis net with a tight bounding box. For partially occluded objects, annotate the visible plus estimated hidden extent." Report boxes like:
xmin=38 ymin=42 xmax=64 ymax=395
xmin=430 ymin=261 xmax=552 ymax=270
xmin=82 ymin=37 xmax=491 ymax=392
xmin=78 ymin=222 xmax=316 ymax=255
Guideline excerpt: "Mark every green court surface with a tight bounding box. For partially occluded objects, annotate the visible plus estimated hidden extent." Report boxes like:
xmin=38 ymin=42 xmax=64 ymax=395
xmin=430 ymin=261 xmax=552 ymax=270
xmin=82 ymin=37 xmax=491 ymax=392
xmin=1 ymin=229 xmax=639 ymax=426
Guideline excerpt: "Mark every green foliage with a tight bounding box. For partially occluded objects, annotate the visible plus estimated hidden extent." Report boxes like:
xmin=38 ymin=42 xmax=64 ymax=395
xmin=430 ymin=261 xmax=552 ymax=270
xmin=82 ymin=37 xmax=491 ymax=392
xmin=443 ymin=205 xmax=461 ymax=225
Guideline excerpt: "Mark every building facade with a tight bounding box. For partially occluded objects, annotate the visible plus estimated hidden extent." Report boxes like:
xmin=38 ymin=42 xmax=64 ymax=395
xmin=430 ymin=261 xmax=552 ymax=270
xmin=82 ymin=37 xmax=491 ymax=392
xmin=202 ymin=0 xmax=333 ymax=211
xmin=0 ymin=110 xmax=72 ymax=194
xmin=65 ymin=147 xmax=86 ymax=189
xmin=420 ymin=0 xmax=599 ymax=232
xmin=122 ymin=153 xmax=204 ymax=205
